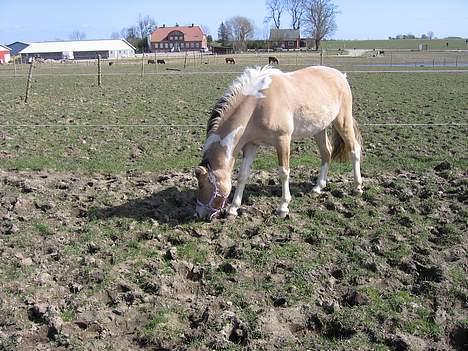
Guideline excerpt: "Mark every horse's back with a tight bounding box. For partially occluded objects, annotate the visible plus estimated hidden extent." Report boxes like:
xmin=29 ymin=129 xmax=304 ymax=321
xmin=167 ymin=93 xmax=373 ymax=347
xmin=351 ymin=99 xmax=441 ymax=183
xmin=262 ymin=66 xmax=351 ymax=139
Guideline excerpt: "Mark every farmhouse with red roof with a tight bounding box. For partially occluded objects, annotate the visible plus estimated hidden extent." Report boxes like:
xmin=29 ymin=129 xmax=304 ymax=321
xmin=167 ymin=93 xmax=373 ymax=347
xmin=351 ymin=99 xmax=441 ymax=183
xmin=149 ymin=24 xmax=207 ymax=52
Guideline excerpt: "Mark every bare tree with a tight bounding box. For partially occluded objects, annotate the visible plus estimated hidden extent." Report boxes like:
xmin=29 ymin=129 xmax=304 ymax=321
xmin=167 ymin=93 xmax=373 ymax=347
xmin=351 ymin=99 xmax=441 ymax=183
xmin=286 ymin=0 xmax=305 ymax=30
xmin=303 ymin=0 xmax=338 ymax=50
xmin=427 ymin=31 xmax=434 ymax=40
xmin=265 ymin=0 xmax=284 ymax=29
xmin=69 ymin=31 xmax=86 ymax=40
xmin=121 ymin=15 xmax=156 ymax=52
xmin=136 ymin=14 xmax=157 ymax=40
xmin=226 ymin=16 xmax=255 ymax=51
xmin=110 ymin=32 xmax=121 ymax=39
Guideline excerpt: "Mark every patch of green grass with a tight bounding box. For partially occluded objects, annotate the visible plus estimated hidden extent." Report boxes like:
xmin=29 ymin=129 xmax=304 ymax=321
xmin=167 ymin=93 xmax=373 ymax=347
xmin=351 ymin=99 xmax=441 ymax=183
xmin=139 ymin=306 xmax=188 ymax=346
xmin=34 ymin=222 xmax=53 ymax=236
xmin=177 ymin=240 xmax=209 ymax=264
xmin=60 ymin=308 xmax=76 ymax=322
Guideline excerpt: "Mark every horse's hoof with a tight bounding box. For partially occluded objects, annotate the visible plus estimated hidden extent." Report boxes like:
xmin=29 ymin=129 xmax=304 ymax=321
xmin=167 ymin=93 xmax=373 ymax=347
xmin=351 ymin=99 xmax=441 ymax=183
xmin=353 ymin=187 xmax=363 ymax=195
xmin=312 ymin=186 xmax=322 ymax=194
xmin=227 ymin=207 xmax=239 ymax=217
xmin=276 ymin=209 xmax=290 ymax=219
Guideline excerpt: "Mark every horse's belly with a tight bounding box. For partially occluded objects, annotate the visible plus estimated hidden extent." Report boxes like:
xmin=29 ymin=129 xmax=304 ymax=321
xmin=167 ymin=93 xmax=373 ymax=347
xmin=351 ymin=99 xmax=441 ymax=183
xmin=292 ymin=105 xmax=338 ymax=138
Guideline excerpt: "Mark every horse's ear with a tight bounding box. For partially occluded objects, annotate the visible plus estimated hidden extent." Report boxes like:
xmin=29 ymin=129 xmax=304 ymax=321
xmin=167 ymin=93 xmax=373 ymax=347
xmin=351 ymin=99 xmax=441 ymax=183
xmin=194 ymin=166 xmax=208 ymax=178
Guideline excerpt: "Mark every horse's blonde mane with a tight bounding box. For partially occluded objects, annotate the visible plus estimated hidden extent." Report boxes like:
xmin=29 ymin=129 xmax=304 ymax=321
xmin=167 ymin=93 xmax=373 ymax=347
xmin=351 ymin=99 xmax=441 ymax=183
xmin=206 ymin=66 xmax=281 ymax=135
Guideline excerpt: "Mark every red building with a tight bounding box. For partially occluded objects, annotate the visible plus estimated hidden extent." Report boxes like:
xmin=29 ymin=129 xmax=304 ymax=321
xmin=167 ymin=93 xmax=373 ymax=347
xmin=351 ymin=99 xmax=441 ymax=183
xmin=269 ymin=29 xmax=301 ymax=50
xmin=0 ymin=45 xmax=11 ymax=64
xmin=149 ymin=24 xmax=207 ymax=52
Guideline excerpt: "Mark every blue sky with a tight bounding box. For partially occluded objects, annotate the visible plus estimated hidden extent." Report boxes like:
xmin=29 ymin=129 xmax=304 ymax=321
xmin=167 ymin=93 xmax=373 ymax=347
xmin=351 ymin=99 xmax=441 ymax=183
xmin=1 ymin=0 xmax=467 ymax=43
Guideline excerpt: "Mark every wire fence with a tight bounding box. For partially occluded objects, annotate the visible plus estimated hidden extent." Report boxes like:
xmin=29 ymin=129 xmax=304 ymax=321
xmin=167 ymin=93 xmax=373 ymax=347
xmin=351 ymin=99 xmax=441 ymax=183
xmin=1 ymin=50 xmax=467 ymax=78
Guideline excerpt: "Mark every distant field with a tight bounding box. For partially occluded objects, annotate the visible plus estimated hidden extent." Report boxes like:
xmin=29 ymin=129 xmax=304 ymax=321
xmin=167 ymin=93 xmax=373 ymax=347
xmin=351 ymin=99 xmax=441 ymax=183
xmin=323 ymin=38 xmax=468 ymax=50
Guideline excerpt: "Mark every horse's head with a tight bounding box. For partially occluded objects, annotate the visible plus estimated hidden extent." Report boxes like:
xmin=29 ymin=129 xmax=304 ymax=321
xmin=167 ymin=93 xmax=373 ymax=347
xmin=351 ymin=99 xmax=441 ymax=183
xmin=194 ymin=163 xmax=232 ymax=220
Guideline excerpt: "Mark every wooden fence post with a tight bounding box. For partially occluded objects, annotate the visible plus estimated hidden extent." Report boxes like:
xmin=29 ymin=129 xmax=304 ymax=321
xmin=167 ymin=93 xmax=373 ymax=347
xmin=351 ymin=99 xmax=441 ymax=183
xmin=184 ymin=52 xmax=188 ymax=69
xmin=141 ymin=53 xmax=145 ymax=77
xmin=24 ymin=58 xmax=35 ymax=103
xmin=320 ymin=47 xmax=323 ymax=65
xmin=97 ymin=55 xmax=102 ymax=87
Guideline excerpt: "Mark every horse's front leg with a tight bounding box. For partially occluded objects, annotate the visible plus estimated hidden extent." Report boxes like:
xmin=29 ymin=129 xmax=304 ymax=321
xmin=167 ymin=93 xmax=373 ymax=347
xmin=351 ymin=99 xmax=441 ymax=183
xmin=227 ymin=143 xmax=257 ymax=216
xmin=312 ymin=130 xmax=332 ymax=194
xmin=275 ymin=136 xmax=292 ymax=218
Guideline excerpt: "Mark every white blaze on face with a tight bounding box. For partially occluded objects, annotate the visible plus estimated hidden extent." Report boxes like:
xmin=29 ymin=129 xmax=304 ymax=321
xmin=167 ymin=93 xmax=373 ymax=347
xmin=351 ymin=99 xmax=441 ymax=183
xmin=203 ymin=126 xmax=244 ymax=160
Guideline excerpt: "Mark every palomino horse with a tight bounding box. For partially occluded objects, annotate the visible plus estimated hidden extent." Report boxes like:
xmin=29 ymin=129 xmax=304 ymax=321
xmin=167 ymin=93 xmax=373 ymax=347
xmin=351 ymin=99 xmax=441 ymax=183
xmin=195 ymin=66 xmax=362 ymax=219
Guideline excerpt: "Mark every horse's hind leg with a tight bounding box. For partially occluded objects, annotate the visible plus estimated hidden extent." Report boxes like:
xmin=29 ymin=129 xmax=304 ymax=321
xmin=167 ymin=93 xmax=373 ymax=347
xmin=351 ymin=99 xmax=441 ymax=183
xmin=275 ymin=135 xmax=292 ymax=218
xmin=312 ymin=129 xmax=332 ymax=194
xmin=333 ymin=110 xmax=363 ymax=193
xmin=227 ymin=143 xmax=257 ymax=216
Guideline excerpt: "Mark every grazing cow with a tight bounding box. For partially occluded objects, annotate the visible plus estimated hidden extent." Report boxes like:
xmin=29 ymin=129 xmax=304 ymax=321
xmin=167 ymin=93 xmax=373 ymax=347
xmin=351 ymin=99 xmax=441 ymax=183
xmin=157 ymin=59 xmax=166 ymax=64
xmin=269 ymin=56 xmax=279 ymax=65
xmin=147 ymin=59 xmax=156 ymax=64
xmin=225 ymin=57 xmax=236 ymax=64
xmin=194 ymin=66 xmax=363 ymax=220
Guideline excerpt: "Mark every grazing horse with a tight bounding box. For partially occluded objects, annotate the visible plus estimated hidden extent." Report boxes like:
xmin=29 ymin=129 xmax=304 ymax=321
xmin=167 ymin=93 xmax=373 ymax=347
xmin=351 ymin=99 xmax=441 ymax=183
xmin=269 ymin=56 xmax=279 ymax=65
xmin=194 ymin=66 xmax=363 ymax=220
xmin=147 ymin=59 xmax=156 ymax=64
xmin=225 ymin=57 xmax=236 ymax=64
xmin=157 ymin=59 xmax=166 ymax=64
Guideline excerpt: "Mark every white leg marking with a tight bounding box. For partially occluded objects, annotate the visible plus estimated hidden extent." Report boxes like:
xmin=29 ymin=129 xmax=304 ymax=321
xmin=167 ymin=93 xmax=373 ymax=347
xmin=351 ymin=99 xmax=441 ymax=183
xmin=277 ymin=167 xmax=291 ymax=216
xmin=352 ymin=144 xmax=363 ymax=193
xmin=312 ymin=161 xmax=329 ymax=194
xmin=227 ymin=145 xmax=257 ymax=216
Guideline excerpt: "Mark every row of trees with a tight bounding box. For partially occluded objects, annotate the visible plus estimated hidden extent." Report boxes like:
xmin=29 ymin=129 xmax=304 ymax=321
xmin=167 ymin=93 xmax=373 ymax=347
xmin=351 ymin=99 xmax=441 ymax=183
xmin=216 ymin=0 xmax=337 ymax=51
xmin=217 ymin=17 xmax=255 ymax=51
xmin=265 ymin=0 xmax=338 ymax=50
xmin=390 ymin=32 xmax=435 ymax=40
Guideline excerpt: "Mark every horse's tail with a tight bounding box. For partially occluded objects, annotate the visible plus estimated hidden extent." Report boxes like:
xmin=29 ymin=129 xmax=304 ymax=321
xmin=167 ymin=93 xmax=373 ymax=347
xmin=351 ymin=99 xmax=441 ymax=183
xmin=331 ymin=116 xmax=362 ymax=162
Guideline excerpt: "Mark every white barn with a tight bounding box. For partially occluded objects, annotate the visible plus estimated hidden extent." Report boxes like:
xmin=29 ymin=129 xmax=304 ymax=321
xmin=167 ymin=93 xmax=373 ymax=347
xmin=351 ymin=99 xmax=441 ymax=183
xmin=19 ymin=39 xmax=136 ymax=61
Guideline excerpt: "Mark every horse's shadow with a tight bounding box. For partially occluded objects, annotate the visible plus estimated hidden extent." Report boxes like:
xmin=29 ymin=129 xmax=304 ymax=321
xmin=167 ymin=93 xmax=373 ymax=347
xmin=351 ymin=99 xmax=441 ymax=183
xmin=88 ymin=186 xmax=197 ymax=226
xmin=88 ymin=180 xmax=317 ymax=226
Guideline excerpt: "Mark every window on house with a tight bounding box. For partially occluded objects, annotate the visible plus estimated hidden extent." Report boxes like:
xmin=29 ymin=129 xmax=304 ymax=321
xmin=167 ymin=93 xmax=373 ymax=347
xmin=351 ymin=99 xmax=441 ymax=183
xmin=195 ymin=42 xmax=200 ymax=48
xmin=164 ymin=43 xmax=168 ymax=48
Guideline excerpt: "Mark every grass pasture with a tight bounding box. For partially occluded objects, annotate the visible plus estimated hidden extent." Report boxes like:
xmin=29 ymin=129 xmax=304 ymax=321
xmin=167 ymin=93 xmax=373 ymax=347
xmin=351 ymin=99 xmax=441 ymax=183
xmin=0 ymin=54 xmax=467 ymax=350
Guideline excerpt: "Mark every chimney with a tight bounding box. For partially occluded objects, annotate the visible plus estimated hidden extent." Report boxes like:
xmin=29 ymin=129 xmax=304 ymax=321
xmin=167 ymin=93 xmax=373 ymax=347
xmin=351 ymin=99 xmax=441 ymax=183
xmin=162 ymin=24 xmax=166 ymax=28
xmin=191 ymin=23 xmax=194 ymax=27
